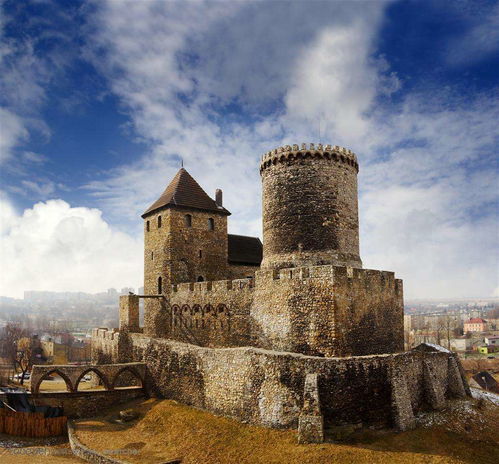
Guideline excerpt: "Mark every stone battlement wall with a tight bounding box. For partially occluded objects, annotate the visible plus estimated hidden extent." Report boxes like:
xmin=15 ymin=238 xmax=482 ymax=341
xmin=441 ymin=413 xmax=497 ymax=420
xmin=120 ymin=264 xmax=403 ymax=356
xmin=260 ymin=143 xmax=358 ymax=173
xmin=252 ymin=265 xmax=404 ymax=357
xmin=171 ymin=277 xmax=254 ymax=293
xmin=140 ymin=278 xmax=254 ymax=347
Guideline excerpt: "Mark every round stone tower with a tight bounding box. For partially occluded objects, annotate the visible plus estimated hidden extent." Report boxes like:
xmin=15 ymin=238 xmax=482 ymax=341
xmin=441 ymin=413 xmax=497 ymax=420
xmin=260 ymin=143 xmax=362 ymax=270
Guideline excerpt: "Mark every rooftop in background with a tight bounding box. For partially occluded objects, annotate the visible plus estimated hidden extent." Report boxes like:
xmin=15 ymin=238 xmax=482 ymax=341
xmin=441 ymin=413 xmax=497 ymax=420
xmin=228 ymin=234 xmax=263 ymax=266
xmin=466 ymin=318 xmax=488 ymax=323
xmin=142 ymin=168 xmax=230 ymax=218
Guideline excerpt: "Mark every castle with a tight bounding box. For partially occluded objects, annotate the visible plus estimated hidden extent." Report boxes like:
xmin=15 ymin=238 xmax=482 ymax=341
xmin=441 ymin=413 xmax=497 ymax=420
xmin=92 ymin=143 xmax=470 ymax=442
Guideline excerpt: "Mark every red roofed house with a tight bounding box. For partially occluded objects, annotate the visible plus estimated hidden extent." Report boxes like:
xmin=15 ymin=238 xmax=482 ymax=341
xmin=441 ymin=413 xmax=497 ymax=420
xmin=463 ymin=318 xmax=488 ymax=333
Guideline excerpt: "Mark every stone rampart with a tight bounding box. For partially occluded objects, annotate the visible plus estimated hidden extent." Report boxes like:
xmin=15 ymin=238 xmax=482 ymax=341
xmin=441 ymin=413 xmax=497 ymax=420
xmin=93 ymin=334 xmax=468 ymax=431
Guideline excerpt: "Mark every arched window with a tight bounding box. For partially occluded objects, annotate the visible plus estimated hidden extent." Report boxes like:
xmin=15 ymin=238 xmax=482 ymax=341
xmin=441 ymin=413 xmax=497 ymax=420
xmin=208 ymin=218 xmax=214 ymax=230
xmin=197 ymin=276 xmax=204 ymax=282
xmin=158 ymin=276 xmax=162 ymax=294
xmin=157 ymin=215 xmax=162 ymax=228
xmin=184 ymin=214 xmax=192 ymax=227
xmin=146 ymin=221 xmax=150 ymax=232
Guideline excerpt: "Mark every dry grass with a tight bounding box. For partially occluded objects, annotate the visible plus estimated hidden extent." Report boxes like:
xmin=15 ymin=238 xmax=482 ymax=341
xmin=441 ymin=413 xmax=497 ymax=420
xmin=73 ymin=397 xmax=499 ymax=464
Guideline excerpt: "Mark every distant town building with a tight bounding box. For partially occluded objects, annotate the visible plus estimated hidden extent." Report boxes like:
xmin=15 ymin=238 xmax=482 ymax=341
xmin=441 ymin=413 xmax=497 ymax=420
xmin=485 ymin=335 xmax=499 ymax=346
xmin=449 ymin=337 xmax=473 ymax=352
xmin=464 ymin=318 xmax=488 ymax=333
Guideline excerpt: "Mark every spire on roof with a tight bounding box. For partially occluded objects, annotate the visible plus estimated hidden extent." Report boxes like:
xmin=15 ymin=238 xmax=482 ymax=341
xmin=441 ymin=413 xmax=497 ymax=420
xmin=142 ymin=168 xmax=230 ymax=218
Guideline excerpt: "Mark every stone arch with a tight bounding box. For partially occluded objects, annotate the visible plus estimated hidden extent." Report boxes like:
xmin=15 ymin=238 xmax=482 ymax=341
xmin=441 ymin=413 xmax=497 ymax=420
xmin=33 ymin=369 xmax=73 ymax=394
xmin=74 ymin=367 xmax=111 ymax=391
xmin=111 ymin=366 xmax=144 ymax=390
xmin=216 ymin=304 xmax=229 ymax=330
xmin=172 ymin=304 xmax=180 ymax=328
xmin=181 ymin=304 xmax=191 ymax=327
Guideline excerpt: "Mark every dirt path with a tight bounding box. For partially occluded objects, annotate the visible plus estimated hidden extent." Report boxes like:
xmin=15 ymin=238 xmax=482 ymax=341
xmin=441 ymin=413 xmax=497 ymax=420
xmin=0 ymin=435 xmax=83 ymax=463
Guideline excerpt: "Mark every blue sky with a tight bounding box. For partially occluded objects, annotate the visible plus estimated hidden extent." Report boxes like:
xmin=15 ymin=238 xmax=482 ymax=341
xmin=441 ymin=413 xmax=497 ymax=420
xmin=0 ymin=0 xmax=498 ymax=298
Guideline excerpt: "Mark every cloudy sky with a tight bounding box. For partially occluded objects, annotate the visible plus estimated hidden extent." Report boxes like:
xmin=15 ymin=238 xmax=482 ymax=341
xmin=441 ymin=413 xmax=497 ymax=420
xmin=1 ymin=0 xmax=498 ymax=299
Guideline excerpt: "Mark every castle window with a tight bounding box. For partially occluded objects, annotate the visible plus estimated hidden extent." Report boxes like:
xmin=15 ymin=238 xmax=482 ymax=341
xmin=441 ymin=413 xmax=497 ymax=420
xmin=184 ymin=214 xmax=192 ymax=227
xmin=208 ymin=218 xmax=214 ymax=231
xmin=199 ymin=250 xmax=202 ymax=258
xmin=157 ymin=215 xmax=162 ymax=228
xmin=157 ymin=276 xmax=162 ymax=294
xmin=146 ymin=221 xmax=150 ymax=232
xmin=151 ymin=251 xmax=154 ymax=260
xmin=197 ymin=276 xmax=204 ymax=282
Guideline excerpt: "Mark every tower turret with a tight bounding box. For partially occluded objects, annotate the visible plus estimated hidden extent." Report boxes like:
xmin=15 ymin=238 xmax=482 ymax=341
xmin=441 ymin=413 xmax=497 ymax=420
xmin=259 ymin=143 xmax=362 ymax=270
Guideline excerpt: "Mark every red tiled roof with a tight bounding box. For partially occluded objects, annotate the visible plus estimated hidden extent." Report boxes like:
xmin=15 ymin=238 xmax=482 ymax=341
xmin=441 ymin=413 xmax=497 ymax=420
xmin=142 ymin=168 xmax=230 ymax=217
xmin=466 ymin=318 xmax=487 ymax=324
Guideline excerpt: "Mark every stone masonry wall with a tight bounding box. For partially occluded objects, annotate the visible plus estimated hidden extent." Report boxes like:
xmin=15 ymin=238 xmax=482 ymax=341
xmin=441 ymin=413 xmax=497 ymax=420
xmin=143 ymin=207 xmax=229 ymax=327
xmin=91 ymin=332 xmax=468 ymax=430
xmin=129 ymin=262 xmax=403 ymax=357
xmin=168 ymin=278 xmax=254 ymax=347
xmin=227 ymin=263 xmax=259 ymax=279
xmin=251 ymin=265 xmax=404 ymax=357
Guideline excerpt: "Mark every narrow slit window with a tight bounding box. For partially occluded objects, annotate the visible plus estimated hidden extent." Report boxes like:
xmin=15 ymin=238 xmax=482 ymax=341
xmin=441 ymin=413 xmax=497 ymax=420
xmin=157 ymin=216 xmax=162 ymax=228
xmin=146 ymin=221 xmax=150 ymax=232
xmin=199 ymin=250 xmax=202 ymax=258
xmin=158 ymin=276 xmax=162 ymax=294
xmin=208 ymin=218 xmax=214 ymax=230
xmin=184 ymin=214 xmax=192 ymax=227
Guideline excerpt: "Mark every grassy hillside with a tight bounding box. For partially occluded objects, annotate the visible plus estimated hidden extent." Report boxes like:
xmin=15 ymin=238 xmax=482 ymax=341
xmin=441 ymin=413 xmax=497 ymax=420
xmin=74 ymin=393 xmax=499 ymax=464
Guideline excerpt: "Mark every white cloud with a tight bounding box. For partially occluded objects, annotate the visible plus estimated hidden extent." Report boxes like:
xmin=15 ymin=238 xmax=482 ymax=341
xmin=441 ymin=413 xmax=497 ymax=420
xmin=0 ymin=197 xmax=142 ymax=298
xmin=0 ymin=108 xmax=28 ymax=163
xmin=79 ymin=0 xmax=498 ymax=299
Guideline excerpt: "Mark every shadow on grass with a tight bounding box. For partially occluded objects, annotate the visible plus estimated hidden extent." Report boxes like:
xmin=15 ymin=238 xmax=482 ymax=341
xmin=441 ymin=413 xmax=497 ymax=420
xmin=324 ymin=401 xmax=499 ymax=464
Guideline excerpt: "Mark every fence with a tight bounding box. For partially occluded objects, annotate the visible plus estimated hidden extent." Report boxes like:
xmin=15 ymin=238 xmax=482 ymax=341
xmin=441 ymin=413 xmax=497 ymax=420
xmin=0 ymin=408 xmax=67 ymax=437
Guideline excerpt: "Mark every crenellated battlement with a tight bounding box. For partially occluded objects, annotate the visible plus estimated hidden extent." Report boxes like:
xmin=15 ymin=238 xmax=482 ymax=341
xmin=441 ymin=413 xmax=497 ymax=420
xmin=260 ymin=143 xmax=358 ymax=173
xmin=255 ymin=264 xmax=398 ymax=287
xmin=171 ymin=277 xmax=254 ymax=294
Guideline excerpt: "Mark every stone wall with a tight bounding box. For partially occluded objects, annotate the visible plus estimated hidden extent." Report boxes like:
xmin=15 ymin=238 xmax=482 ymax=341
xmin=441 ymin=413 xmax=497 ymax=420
xmin=227 ymin=263 xmax=259 ymax=279
xmin=122 ymin=262 xmax=403 ymax=358
xmin=251 ymin=265 xmax=404 ymax=357
xmin=92 ymin=332 xmax=469 ymax=431
xmin=260 ymin=144 xmax=362 ymax=270
xmin=168 ymin=278 xmax=254 ymax=347
xmin=28 ymin=389 xmax=143 ymax=418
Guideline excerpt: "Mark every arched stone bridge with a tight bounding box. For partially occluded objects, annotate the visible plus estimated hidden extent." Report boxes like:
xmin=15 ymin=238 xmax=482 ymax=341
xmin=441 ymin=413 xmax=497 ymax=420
xmin=30 ymin=363 xmax=146 ymax=395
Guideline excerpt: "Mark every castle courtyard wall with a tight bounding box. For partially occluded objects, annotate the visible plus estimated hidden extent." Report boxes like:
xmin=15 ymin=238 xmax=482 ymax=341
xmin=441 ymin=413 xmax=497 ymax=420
xmin=91 ymin=331 xmax=467 ymax=430
xmin=167 ymin=278 xmax=254 ymax=347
